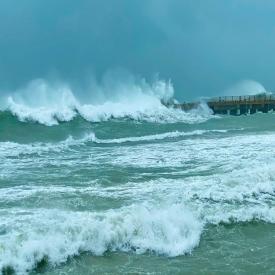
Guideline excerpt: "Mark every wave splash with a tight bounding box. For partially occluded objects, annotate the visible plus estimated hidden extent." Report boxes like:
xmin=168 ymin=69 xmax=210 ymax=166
xmin=1 ymin=199 xmax=274 ymax=274
xmin=0 ymin=78 xmax=212 ymax=126
xmin=0 ymin=203 xmax=202 ymax=274
xmin=0 ymin=129 xmax=234 ymax=158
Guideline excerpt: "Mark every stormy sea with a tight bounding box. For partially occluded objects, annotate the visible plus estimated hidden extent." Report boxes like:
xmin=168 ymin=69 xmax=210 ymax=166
xmin=0 ymin=80 xmax=274 ymax=274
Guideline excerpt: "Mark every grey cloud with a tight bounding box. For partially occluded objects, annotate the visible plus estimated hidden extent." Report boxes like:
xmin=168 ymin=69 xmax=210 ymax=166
xmin=0 ymin=0 xmax=275 ymax=100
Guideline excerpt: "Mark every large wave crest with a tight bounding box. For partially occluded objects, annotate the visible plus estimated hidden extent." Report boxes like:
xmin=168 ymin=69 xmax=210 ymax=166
xmin=0 ymin=77 xmax=212 ymax=126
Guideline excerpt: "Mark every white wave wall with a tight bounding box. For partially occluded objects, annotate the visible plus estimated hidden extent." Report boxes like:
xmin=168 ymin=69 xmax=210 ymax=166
xmin=0 ymin=77 xmax=212 ymax=125
xmin=223 ymin=80 xmax=269 ymax=96
xmin=0 ymin=203 xmax=202 ymax=274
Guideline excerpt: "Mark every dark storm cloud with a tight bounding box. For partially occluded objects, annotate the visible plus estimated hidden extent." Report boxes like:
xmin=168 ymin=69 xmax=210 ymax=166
xmin=0 ymin=0 xmax=275 ymax=100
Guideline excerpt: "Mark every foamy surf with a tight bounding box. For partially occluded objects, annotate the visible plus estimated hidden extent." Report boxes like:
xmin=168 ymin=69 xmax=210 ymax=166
xmin=90 ymin=129 xmax=229 ymax=144
xmin=3 ymin=100 xmax=213 ymax=126
xmin=0 ymin=129 xmax=235 ymax=158
xmin=0 ymin=204 xmax=202 ymax=274
xmin=1 ymin=201 xmax=274 ymax=274
xmin=0 ymin=78 xmax=213 ymax=126
xmin=1 ymin=87 xmax=275 ymax=274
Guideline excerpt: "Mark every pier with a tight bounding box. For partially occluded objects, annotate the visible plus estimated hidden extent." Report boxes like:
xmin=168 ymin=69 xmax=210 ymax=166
xmin=207 ymin=94 xmax=275 ymax=115
xmin=171 ymin=94 xmax=275 ymax=115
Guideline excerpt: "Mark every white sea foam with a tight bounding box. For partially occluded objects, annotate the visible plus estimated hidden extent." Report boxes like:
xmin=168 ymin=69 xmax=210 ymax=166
xmin=90 ymin=129 xmax=228 ymax=144
xmin=1 ymin=78 xmax=213 ymax=126
xmin=0 ymin=138 xmax=76 ymax=158
xmin=0 ymin=204 xmax=202 ymax=274
xmin=0 ymin=129 xmax=231 ymax=159
xmin=106 ymin=132 xmax=275 ymax=169
xmin=1 ymin=118 xmax=275 ymax=273
xmin=1 ymin=161 xmax=274 ymax=204
xmin=1 ymin=176 xmax=274 ymax=274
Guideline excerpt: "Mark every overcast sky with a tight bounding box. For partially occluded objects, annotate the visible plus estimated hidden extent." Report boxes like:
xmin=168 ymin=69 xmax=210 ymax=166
xmin=0 ymin=0 xmax=275 ymax=100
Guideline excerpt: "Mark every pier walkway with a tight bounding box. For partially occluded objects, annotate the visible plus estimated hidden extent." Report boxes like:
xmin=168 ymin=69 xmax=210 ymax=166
xmin=207 ymin=95 xmax=275 ymax=115
xmin=171 ymin=94 xmax=275 ymax=115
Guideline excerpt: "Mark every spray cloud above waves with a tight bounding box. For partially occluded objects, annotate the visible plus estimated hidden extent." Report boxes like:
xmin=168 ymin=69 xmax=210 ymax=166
xmin=1 ymin=1 xmax=275 ymax=100
xmin=0 ymin=72 xmax=211 ymax=126
xmin=222 ymin=80 xmax=270 ymax=97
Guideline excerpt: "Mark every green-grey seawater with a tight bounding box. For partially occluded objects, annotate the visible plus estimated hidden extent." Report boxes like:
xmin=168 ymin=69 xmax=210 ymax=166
xmin=1 ymin=110 xmax=275 ymax=275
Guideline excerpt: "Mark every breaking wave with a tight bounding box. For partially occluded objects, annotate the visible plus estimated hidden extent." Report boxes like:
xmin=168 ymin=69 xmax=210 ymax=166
xmin=2 ymin=200 xmax=274 ymax=274
xmin=1 ymin=129 xmax=275 ymax=273
xmin=2 ymin=77 xmax=273 ymax=275
xmin=90 ymin=129 xmax=229 ymax=144
xmin=0 ymin=129 xmax=236 ymax=158
xmin=0 ymin=203 xmax=202 ymax=274
xmin=1 ymin=201 xmax=274 ymax=274
xmin=0 ymin=78 xmax=213 ymax=126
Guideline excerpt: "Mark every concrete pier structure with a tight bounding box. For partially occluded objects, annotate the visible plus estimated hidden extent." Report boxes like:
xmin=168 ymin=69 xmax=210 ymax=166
xmin=167 ymin=94 xmax=275 ymax=116
xmin=207 ymin=94 xmax=275 ymax=115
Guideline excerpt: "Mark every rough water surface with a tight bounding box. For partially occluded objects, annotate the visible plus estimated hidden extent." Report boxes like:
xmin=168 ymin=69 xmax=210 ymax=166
xmin=0 ymin=100 xmax=275 ymax=274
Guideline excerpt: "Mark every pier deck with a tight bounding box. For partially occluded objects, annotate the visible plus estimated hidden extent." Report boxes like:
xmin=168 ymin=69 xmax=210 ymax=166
xmin=207 ymin=95 xmax=275 ymax=115
xmin=172 ymin=94 xmax=275 ymax=115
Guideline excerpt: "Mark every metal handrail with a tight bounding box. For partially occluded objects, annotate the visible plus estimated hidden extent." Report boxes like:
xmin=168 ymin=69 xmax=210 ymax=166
xmin=208 ymin=94 xmax=275 ymax=103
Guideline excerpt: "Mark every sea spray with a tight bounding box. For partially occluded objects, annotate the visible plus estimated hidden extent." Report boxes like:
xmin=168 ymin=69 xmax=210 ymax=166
xmin=0 ymin=78 xmax=213 ymax=125
xmin=0 ymin=203 xmax=203 ymax=274
xmin=223 ymin=80 xmax=269 ymax=96
xmin=1 ymin=95 xmax=275 ymax=274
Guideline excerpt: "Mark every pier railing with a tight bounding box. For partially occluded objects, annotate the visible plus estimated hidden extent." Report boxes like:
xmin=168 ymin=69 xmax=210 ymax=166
xmin=206 ymin=94 xmax=275 ymax=115
xmin=208 ymin=94 xmax=275 ymax=103
xmin=168 ymin=94 xmax=275 ymax=115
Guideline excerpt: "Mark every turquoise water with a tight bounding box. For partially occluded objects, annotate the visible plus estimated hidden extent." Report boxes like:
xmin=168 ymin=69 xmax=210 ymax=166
xmin=1 ymin=109 xmax=275 ymax=274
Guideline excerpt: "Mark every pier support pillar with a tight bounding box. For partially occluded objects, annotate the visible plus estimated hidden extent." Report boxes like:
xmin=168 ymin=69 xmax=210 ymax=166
xmin=227 ymin=109 xmax=230 ymax=115
xmin=237 ymin=109 xmax=240 ymax=115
